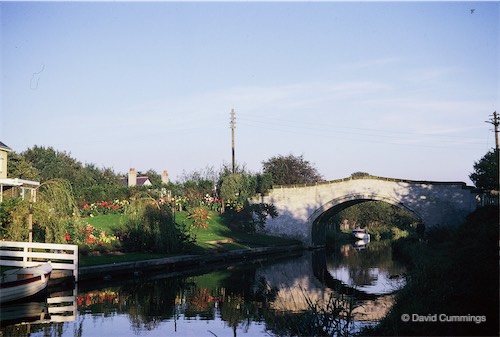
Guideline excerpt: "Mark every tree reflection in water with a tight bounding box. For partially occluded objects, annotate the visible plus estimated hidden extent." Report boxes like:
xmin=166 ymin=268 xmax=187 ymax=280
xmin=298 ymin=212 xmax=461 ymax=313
xmin=325 ymin=240 xmax=406 ymax=295
xmin=1 ymin=248 xmax=405 ymax=337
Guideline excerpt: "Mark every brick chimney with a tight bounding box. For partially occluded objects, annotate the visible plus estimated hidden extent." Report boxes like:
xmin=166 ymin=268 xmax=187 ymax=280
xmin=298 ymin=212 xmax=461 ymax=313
xmin=161 ymin=170 xmax=169 ymax=185
xmin=128 ymin=168 xmax=137 ymax=187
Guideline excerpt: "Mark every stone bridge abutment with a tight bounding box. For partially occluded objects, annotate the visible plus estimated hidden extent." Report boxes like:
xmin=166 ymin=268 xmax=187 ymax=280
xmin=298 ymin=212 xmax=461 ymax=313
xmin=250 ymin=176 xmax=479 ymax=246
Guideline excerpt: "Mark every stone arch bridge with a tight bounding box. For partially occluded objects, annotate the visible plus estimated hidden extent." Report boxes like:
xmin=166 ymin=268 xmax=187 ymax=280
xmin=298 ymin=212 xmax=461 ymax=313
xmin=250 ymin=176 xmax=479 ymax=246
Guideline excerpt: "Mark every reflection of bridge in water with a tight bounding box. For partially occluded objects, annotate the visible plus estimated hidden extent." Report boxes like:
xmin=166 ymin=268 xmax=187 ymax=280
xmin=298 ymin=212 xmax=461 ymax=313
xmin=255 ymin=248 xmax=402 ymax=322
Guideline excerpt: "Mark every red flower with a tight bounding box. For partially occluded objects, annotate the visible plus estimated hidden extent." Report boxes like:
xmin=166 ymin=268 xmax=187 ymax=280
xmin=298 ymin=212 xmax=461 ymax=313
xmin=65 ymin=234 xmax=71 ymax=242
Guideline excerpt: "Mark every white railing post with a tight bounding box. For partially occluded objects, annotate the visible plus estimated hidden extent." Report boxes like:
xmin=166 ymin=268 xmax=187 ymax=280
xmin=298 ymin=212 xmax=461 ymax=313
xmin=73 ymin=245 xmax=79 ymax=282
xmin=23 ymin=245 xmax=28 ymax=264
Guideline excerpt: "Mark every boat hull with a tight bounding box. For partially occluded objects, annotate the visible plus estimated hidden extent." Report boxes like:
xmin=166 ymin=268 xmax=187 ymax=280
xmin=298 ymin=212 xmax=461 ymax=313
xmin=0 ymin=301 xmax=49 ymax=327
xmin=1 ymin=263 xmax=52 ymax=303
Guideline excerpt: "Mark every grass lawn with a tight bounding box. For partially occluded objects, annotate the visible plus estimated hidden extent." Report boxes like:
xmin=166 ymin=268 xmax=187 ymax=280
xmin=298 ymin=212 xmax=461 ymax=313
xmin=84 ymin=213 xmax=125 ymax=232
xmin=80 ymin=211 xmax=301 ymax=266
xmin=175 ymin=211 xmax=298 ymax=250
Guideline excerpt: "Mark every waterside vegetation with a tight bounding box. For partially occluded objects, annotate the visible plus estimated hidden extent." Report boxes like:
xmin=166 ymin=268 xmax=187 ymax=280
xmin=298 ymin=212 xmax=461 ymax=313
xmin=363 ymin=205 xmax=499 ymax=336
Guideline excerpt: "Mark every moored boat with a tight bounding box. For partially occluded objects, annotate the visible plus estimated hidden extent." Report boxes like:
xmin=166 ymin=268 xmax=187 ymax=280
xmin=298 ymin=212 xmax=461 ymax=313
xmin=352 ymin=228 xmax=370 ymax=241
xmin=0 ymin=263 xmax=52 ymax=303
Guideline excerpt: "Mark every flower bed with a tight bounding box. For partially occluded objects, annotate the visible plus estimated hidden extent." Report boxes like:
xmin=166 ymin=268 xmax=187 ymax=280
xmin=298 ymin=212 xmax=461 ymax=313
xmin=81 ymin=199 xmax=129 ymax=217
xmin=65 ymin=223 xmax=120 ymax=255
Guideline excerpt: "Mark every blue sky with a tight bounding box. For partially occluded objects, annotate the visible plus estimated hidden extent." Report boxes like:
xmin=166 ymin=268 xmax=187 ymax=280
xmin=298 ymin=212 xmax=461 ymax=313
xmin=1 ymin=1 xmax=498 ymax=184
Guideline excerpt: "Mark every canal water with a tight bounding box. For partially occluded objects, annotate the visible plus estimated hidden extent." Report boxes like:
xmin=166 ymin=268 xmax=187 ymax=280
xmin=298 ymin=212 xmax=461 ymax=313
xmin=0 ymin=241 xmax=406 ymax=337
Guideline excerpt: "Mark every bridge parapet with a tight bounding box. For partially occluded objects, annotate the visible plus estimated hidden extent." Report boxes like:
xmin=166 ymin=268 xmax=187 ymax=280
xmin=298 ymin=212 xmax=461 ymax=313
xmin=270 ymin=175 xmax=472 ymax=190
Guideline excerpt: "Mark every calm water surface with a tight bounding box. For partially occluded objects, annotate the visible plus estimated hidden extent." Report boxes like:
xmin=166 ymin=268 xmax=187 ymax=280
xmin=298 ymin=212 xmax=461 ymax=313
xmin=0 ymin=241 xmax=406 ymax=337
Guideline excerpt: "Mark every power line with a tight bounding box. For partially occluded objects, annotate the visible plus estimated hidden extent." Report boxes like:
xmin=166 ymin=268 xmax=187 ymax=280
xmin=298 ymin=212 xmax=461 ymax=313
xmin=238 ymin=115 xmax=485 ymax=142
xmin=236 ymin=115 xmax=486 ymax=149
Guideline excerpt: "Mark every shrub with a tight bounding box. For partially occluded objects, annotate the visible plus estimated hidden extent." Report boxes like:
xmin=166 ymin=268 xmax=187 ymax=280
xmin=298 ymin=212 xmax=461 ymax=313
xmin=187 ymin=206 xmax=211 ymax=230
xmin=0 ymin=198 xmax=23 ymax=240
xmin=119 ymin=199 xmax=180 ymax=253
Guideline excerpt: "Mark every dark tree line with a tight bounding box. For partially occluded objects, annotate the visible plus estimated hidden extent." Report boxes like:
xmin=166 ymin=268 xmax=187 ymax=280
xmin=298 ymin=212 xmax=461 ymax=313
xmin=7 ymin=146 xmax=325 ymax=207
xmin=9 ymin=145 xmax=497 ymax=204
xmin=8 ymin=146 xmax=129 ymax=205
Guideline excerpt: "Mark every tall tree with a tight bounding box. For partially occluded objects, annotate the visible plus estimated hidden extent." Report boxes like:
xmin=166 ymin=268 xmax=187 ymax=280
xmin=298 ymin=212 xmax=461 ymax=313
xmin=469 ymin=148 xmax=499 ymax=190
xmin=262 ymin=154 xmax=323 ymax=185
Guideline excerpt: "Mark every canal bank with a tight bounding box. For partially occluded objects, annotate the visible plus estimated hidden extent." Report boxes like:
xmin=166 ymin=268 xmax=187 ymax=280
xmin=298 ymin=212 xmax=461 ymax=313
xmin=76 ymin=244 xmax=305 ymax=282
xmin=362 ymin=206 xmax=499 ymax=337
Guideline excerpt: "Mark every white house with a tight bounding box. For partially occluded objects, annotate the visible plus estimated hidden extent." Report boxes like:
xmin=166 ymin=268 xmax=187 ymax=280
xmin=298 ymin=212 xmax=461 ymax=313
xmin=0 ymin=141 xmax=40 ymax=203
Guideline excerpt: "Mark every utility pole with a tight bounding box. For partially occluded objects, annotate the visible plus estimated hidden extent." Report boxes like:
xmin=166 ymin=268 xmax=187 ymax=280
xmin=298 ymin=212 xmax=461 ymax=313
xmin=230 ymin=109 xmax=236 ymax=174
xmin=486 ymin=111 xmax=499 ymax=150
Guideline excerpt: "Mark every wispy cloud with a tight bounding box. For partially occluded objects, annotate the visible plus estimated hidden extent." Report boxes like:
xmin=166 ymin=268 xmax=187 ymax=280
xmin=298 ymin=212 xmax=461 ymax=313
xmin=337 ymin=57 xmax=401 ymax=71
xmin=404 ymin=66 xmax=460 ymax=82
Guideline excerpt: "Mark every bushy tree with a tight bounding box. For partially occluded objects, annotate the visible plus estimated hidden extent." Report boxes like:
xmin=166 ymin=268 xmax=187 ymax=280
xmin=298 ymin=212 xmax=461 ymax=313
xmin=262 ymin=154 xmax=323 ymax=185
xmin=15 ymin=145 xmax=126 ymax=203
xmin=351 ymin=172 xmax=370 ymax=178
xmin=217 ymin=163 xmax=257 ymax=203
xmin=22 ymin=146 xmax=83 ymax=183
xmin=7 ymin=152 xmax=40 ymax=181
xmin=141 ymin=169 xmax=163 ymax=188
xmin=217 ymin=164 xmax=277 ymax=232
xmin=469 ymin=148 xmax=499 ymax=191
xmin=177 ymin=166 xmax=218 ymax=206
xmin=179 ymin=166 xmax=218 ymax=184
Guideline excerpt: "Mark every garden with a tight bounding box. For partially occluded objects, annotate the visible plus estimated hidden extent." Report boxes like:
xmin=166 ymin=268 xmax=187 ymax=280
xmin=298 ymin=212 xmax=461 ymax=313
xmin=0 ymin=178 xmax=296 ymax=268
xmin=75 ymin=198 xmax=294 ymax=267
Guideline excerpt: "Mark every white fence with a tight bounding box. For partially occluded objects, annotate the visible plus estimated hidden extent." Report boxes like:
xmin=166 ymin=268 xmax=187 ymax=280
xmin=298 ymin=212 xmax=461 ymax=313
xmin=0 ymin=241 xmax=78 ymax=282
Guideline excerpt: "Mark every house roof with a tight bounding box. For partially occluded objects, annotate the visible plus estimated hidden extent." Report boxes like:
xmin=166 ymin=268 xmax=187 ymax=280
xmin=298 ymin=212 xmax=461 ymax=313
xmin=120 ymin=176 xmax=152 ymax=186
xmin=136 ymin=177 xmax=151 ymax=185
xmin=0 ymin=141 xmax=12 ymax=152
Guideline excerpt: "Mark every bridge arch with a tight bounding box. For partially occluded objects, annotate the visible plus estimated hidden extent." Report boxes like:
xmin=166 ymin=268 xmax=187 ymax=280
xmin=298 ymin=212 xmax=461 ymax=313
xmin=309 ymin=193 xmax=424 ymax=245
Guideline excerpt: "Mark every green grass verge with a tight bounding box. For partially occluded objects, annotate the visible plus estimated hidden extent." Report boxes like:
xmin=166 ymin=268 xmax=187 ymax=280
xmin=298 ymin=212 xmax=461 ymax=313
xmin=175 ymin=211 xmax=298 ymax=250
xmin=84 ymin=213 xmax=125 ymax=232
xmin=79 ymin=211 xmax=301 ymax=267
